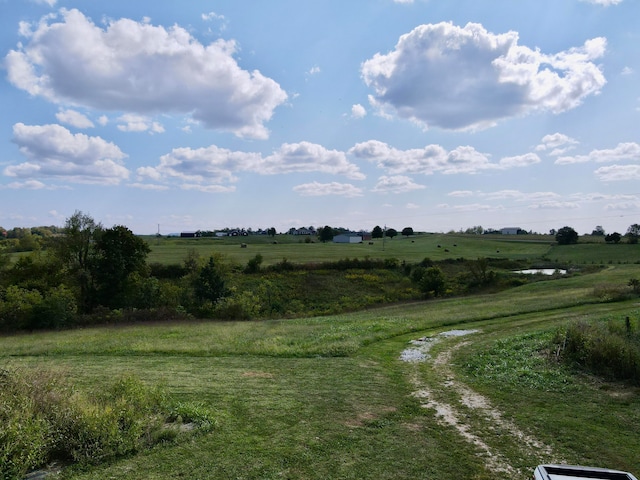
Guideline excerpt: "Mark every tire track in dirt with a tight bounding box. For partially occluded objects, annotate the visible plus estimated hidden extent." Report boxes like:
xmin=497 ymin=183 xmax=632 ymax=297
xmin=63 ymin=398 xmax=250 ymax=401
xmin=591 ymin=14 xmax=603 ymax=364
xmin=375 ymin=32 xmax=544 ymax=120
xmin=402 ymin=331 xmax=562 ymax=479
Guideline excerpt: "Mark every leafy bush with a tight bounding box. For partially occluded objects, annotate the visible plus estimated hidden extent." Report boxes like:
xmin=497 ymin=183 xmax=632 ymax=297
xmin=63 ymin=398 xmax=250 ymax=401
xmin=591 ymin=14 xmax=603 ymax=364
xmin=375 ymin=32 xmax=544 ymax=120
xmin=552 ymin=317 xmax=640 ymax=384
xmin=0 ymin=369 xmax=213 ymax=478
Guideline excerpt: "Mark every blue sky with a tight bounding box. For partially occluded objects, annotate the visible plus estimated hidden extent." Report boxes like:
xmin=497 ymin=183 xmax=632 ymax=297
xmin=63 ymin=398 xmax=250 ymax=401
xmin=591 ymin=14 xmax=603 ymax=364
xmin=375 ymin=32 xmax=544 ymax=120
xmin=1 ymin=0 xmax=638 ymax=235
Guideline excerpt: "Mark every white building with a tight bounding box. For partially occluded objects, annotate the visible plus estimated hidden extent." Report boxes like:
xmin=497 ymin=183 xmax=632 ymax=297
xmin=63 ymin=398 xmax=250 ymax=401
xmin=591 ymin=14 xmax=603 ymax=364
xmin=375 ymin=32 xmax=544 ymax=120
xmin=333 ymin=234 xmax=362 ymax=244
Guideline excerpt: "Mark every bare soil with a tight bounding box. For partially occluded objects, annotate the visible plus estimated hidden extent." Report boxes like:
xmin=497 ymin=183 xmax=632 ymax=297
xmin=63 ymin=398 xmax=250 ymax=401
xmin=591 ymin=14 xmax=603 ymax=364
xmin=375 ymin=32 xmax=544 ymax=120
xmin=401 ymin=330 xmax=564 ymax=479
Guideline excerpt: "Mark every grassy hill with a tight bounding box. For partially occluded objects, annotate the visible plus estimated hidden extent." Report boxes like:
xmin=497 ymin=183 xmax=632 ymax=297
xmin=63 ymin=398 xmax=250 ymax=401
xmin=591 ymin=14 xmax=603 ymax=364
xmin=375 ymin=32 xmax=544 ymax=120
xmin=2 ymin=235 xmax=640 ymax=479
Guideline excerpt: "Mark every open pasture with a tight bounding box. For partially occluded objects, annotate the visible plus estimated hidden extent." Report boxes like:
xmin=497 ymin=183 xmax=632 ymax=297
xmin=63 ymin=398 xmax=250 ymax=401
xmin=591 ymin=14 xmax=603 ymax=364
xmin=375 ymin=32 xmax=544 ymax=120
xmin=145 ymin=233 xmax=555 ymax=266
xmin=3 ymin=262 xmax=640 ymax=479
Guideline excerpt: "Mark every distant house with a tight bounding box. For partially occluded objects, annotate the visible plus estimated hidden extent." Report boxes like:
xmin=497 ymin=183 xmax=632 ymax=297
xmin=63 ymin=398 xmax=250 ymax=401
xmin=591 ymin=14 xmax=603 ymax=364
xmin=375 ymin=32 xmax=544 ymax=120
xmin=500 ymin=227 xmax=520 ymax=235
xmin=333 ymin=234 xmax=363 ymax=244
xmin=294 ymin=227 xmax=316 ymax=236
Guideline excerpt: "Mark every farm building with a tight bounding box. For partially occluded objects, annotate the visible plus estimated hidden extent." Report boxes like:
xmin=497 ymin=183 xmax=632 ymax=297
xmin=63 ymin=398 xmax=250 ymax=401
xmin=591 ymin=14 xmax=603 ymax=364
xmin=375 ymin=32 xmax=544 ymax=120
xmin=500 ymin=227 xmax=520 ymax=235
xmin=333 ymin=234 xmax=362 ymax=244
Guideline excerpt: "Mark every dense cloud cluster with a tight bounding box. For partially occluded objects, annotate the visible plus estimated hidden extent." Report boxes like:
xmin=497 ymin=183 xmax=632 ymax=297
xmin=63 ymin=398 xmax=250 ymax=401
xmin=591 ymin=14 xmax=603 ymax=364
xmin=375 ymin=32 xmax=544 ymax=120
xmin=361 ymin=22 xmax=606 ymax=130
xmin=6 ymin=9 xmax=287 ymax=139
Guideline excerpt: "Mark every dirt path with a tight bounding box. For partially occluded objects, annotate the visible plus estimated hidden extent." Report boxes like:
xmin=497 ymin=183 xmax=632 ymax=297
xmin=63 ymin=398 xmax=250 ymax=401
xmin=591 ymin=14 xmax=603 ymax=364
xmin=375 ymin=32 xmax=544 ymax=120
xmin=401 ymin=330 xmax=562 ymax=479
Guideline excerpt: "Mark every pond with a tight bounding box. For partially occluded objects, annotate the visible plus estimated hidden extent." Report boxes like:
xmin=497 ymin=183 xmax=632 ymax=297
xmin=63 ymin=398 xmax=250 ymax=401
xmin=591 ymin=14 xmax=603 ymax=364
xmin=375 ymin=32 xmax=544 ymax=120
xmin=514 ymin=268 xmax=567 ymax=275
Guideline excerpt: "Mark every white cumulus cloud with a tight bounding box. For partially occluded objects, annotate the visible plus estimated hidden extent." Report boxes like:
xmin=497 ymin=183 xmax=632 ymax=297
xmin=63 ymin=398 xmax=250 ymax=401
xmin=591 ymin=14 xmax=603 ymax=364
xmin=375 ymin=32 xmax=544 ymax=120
xmin=350 ymin=140 xmax=536 ymax=175
xmin=7 ymin=123 xmax=129 ymax=184
xmin=556 ymin=142 xmax=640 ymax=164
xmin=5 ymin=9 xmax=287 ymax=139
xmin=351 ymin=104 xmax=367 ymax=118
xmin=361 ymin=22 xmax=606 ymax=131
xmin=261 ymin=142 xmax=365 ymax=180
xmin=55 ymin=109 xmax=94 ymax=129
xmin=372 ymin=175 xmax=426 ymax=193
xmin=293 ymin=182 xmax=363 ymax=197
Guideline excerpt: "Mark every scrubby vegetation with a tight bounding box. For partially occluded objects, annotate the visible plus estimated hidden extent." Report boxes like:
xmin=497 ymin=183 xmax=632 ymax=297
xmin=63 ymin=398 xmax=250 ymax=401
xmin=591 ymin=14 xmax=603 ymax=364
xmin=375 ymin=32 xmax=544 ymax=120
xmin=552 ymin=316 xmax=640 ymax=384
xmin=0 ymin=369 xmax=214 ymax=479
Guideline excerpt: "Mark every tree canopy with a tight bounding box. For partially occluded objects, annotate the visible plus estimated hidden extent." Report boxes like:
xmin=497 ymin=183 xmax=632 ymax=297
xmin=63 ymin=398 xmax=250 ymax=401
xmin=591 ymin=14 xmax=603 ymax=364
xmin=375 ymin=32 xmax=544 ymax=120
xmin=555 ymin=226 xmax=578 ymax=245
xmin=402 ymin=227 xmax=414 ymax=237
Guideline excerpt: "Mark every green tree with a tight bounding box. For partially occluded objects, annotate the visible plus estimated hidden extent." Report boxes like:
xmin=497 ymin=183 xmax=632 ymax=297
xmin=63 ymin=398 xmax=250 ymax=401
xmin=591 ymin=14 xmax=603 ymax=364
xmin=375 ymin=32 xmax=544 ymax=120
xmin=53 ymin=211 xmax=102 ymax=312
xmin=194 ymin=256 xmax=227 ymax=304
xmin=626 ymin=224 xmax=640 ymax=244
xmin=318 ymin=225 xmax=334 ymax=242
xmin=92 ymin=225 xmax=151 ymax=309
xmin=268 ymin=227 xmax=277 ymax=237
xmin=555 ymin=226 xmax=578 ymax=245
xmin=401 ymin=227 xmax=414 ymax=237
xmin=372 ymin=226 xmax=383 ymax=239
xmin=386 ymin=228 xmax=398 ymax=239
xmin=245 ymin=254 xmax=263 ymax=274
xmin=419 ymin=267 xmax=446 ymax=298
xmin=605 ymin=232 xmax=622 ymax=244
xmin=591 ymin=225 xmax=605 ymax=236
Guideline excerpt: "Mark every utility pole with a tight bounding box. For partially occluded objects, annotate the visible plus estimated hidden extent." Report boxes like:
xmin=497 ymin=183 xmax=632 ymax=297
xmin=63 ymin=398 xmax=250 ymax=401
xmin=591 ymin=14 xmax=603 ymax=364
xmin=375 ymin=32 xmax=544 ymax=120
xmin=382 ymin=224 xmax=386 ymax=251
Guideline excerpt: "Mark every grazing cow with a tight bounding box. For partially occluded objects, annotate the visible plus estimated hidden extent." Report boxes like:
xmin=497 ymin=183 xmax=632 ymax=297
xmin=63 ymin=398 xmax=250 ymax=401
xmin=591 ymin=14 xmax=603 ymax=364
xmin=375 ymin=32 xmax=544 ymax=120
xmin=241 ymin=243 xmax=247 ymax=248
xmin=444 ymin=249 xmax=450 ymax=252
xmin=437 ymin=245 xmax=441 ymax=248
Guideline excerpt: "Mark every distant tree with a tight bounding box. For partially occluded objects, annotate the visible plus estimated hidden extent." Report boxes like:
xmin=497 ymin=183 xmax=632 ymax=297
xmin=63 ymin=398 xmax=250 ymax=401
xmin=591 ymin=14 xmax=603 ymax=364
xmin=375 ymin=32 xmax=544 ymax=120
xmin=92 ymin=225 xmax=151 ymax=309
xmin=386 ymin=228 xmax=398 ymax=239
xmin=401 ymin=227 xmax=414 ymax=237
xmin=53 ymin=211 xmax=102 ymax=312
xmin=605 ymin=232 xmax=622 ymax=244
xmin=465 ymin=225 xmax=484 ymax=235
xmin=245 ymin=254 xmax=263 ymax=274
xmin=591 ymin=225 xmax=605 ymax=236
xmin=194 ymin=256 xmax=227 ymax=304
xmin=372 ymin=225 xmax=384 ymax=239
xmin=419 ymin=266 xmax=446 ymax=298
xmin=626 ymin=224 xmax=640 ymax=244
xmin=555 ymin=226 xmax=578 ymax=245
xmin=268 ymin=227 xmax=277 ymax=237
xmin=318 ymin=225 xmax=335 ymax=243
xmin=549 ymin=229 xmax=557 ymax=236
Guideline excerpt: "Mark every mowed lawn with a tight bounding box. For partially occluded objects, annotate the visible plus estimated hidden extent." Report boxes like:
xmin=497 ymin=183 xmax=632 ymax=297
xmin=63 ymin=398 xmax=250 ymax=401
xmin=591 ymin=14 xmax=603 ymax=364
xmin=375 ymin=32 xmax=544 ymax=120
xmin=3 ymin=263 xmax=640 ymax=479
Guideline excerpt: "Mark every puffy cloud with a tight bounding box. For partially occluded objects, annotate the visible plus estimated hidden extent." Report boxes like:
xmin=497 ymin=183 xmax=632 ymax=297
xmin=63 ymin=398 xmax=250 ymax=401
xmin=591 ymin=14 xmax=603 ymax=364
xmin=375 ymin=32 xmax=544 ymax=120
xmin=351 ymin=104 xmax=367 ymax=118
xmin=116 ymin=114 xmax=165 ymax=134
xmin=137 ymin=145 xmax=258 ymax=185
xmin=361 ymin=22 xmax=606 ymax=130
xmin=372 ymin=175 xmax=426 ymax=193
xmin=137 ymin=141 xmax=363 ymax=190
xmin=595 ymin=164 xmax=640 ymax=182
xmin=6 ymin=9 xmax=287 ymax=139
xmin=535 ymin=133 xmax=579 ymax=156
xmin=7 ymin=123 xmax=129 ymax=184
xmin=293 ymin=181 xmax=363 ymax=197
xmin=260 ymin=142 xmax=365 ymax=179
xmin=499 ymin=153 xmax=541 ymax=168
xmin=350 ymin=140 xmax=534 ymax=175
xmin=55 ymin=109 xmax=94 ymax=128
xmin=556 ymin=142 xmax=640 ymax=164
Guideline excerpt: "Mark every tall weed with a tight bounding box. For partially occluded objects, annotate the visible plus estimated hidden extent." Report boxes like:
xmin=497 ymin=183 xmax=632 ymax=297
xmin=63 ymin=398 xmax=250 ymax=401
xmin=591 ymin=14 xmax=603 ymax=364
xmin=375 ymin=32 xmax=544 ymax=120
xmin=552 ymin=316 xmax=640 ymax=384
xmin=0 ymin=369 xmax=206 ymax=479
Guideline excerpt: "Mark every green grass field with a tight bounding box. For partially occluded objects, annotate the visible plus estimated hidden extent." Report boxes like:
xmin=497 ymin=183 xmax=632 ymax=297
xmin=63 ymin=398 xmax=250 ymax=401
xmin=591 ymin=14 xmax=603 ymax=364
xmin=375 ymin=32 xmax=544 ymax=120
xmin=145 ymin=233 xmax=556 ymax=266
xmin=2 ymin=236 xmax=640 ymax=479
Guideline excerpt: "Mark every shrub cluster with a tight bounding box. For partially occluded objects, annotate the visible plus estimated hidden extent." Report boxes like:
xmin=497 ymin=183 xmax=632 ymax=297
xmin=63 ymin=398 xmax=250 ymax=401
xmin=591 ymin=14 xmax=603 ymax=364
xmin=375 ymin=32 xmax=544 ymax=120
xmin=551 ymin=317 xmax=640 ymax=384
xmin=0 ymin=369 xmax=214 ymax=479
